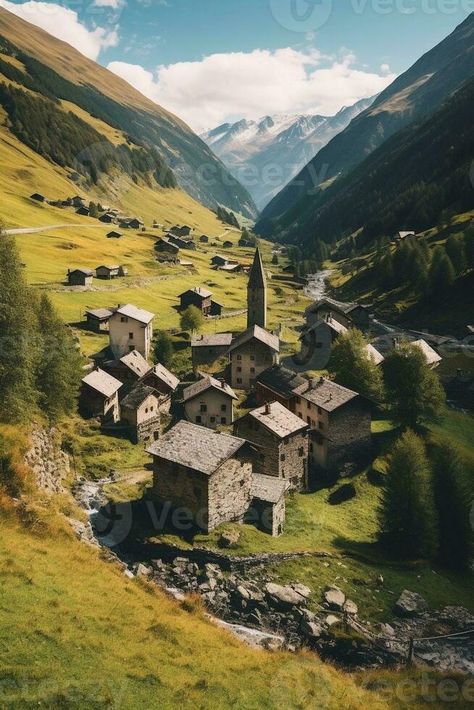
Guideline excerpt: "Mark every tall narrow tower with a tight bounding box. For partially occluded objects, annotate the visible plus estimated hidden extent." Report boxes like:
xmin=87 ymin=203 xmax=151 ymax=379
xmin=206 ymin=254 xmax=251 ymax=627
xmin=247 ymin=247 xmax=267 ymax=329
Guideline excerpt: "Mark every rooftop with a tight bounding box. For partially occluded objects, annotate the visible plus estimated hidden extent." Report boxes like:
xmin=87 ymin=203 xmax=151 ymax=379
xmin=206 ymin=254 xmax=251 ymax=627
xmin=191 ymin=333 xmax=233 ymax=348
xmin=248 ymin=247 xmax=266 ymax=289
xmin=251 ymin=473 xmax=289 ymax=504
xmin=365 ymin=343 xmax=385 ymax=366
xmin=412 ymin=339 xmax=442 ymax=367
xmin=305 ymin=297 xmax=356 ymax=317
xmin=256 ymin=365 xmax=307 ymax=398
xmin=114 ymin=304 xmax=155 ymax=325
xmin=246 ymin=401 xmax=308 ymax=438
xmin=179 ymin=287 xmax=213 ymax=299
xmin=146 ymin=363 xmax=180 ymax=391
xmin=293 ymin=377 xmax=359 ymax=412
xmin=183 ymin=375 xmax=237 ymax=402
xmin=122 ymin=383 xmax=157 ymax=410
xmin=82 ymin=368 xmax=122 ymax=398
xmin=70 ymin=268 xmax=94 ymax=276
xmin=229 ymin=325 xmax=279 ymax=354
xmin=85 ymin=308 xmax=113 ymax=320
xmin=119 ymin=350 xmax=151 ymax=378
xmin=146 ymin=421 xmax=246 ymax=476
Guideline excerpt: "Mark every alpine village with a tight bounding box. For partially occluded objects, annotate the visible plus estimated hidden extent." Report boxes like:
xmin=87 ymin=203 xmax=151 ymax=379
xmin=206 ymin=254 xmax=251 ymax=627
xmin=0 ymin=4 xmax=473 ymax=709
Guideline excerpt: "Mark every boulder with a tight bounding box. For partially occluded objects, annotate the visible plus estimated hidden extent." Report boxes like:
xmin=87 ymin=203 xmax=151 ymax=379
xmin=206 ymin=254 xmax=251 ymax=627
xmin=325 ymin=614 xmax=341 ymax=627
xmin=292 ymin=583 xmax=311 ymax=599
xmin=265 ymin=583 xmax=308 ymax=608
xmin=343 ymin=599 xmax=358 ymax=616
xmin=439 ymin=606 xmax=474 ymax=630
xmin=218 ymin=529 xmax=241 ymax=548
xmin=394 ymin=590 xmax=428 ymax=617
xmin=323 ymin=586 xmax=346 ymax=611
xmin=135 ymin=563 xmax=152 ymax=578
xmin=302 ymin=620 xmax=323 ymax=638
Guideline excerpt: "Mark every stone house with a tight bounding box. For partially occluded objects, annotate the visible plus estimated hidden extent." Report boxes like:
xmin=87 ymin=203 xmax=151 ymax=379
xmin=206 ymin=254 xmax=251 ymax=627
xmin=30 ymin=192 xmax=46 ymax=202
xmin=67 ymin=268 xmax=94 ymax=287
xmin=234 ymin=401 xmax=309 ymax=491
xmin=121 ymin=384 xmax=161 ymax=444
xmin=80 ymin=367 xmax=122 ymax=424
xmin=292 ymin=377 xmax=371 ymax=475
xmin=179 ymin=287 xmax=213 ymax=315
xmin=141 ymin=363 xmax=180 ymax=413
xmin=84 ymin=308 xmax=113 ymax=333
xmin=99 ymin=213 xmax=116 ymax=224
xmin=76 ymin=206 xmax=90 ymax=216
xmin=104 ymin=349 xmax=151 ymax=394
xmin=96 ymin=265 xmax=120 ymax=279
xmin=147 ymin=421 xmax=253 ymax=533
xmin=170 ymin=225 xmax=192 ymax=237
xmin=305 ymin=297 xmax=371 ymax=331
xmin=223 ymin=240 xmax=233 ymax=248
xmin=155 ymin=237 xmax=180 ymax=256
xmin=128 ymin=218 xmax=144 ymax=230
xmin=255 ymin=365 xmax=307 ymax=411
xmin=228 ymin=325 xmax=279 ymax=391
xmin=211 ymin=255 xmax=229 ymax=267
xmin=250 ymin=473 xmax=288 ymax=536
xmin=109 ymin=304 xmax=154 ymax=359
xmin=183 ymin=375 xmax=237 ymax=429
xmin=191 ymin=333 xmax=233 ymax=370
xmin=199 ymin=235 xmax=209 ymax=243
xmin=412 ymin=339 xmax=442 ymax=368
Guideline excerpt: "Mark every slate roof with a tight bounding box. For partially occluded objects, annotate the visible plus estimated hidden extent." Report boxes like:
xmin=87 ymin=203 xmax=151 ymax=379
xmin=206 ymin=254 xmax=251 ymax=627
xmin=146 ymin=363 xmax=180 ymax=391
xmin=412 ymin=339 xmax=442 ymax=367
xmin=305 ymin=297 xmax=355 ymax=317
xmin=179 ymin=287 xmax=212 ymax=299
xmin=293 ymin=377 xmax=359 ymax=412
xmin=70 ymin=268 xmax=94 ymax=276
xmin=365 ymin=343 xmax=384 ymax=366
xmin=256 ymin=365 xmax=306 ymax=399
xmin=312 ymin=317 xmax=348 ymax=335
xmin=115 ymin=304 xmax=154 ymax=324
xmin=82 ymin=368 xmax=122 ymax=398
xmin=228 ymin=325 xmax=279 ymax=353
xmin=191 ymin=333 xmax=233 ymax=348
xmin=122 ymin=383 xmax=157 ymax=410
xmin=251 ymin=473 xmax=289 ymax=504
xmin=119 ymin=350 xmax=151 ymax=377
xmin=146 ymin=421 xmax=246 ymax=475
xmin=96 ymin=264 xmax=120 ymax=271
xmin=183 ymin=375 xmax=237 ymax=402
xmin=85 ymin=308 xmax=113 ymax=320
xmin=248 ymin=247 xmax=266 ymax=289
xmin=246 ymin=402 xmax=308 ymax=438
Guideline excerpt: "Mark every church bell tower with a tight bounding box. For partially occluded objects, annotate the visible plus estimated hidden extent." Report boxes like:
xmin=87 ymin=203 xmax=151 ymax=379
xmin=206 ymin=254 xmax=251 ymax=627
xmin=247 ymin=247 xmax=267 ymax=329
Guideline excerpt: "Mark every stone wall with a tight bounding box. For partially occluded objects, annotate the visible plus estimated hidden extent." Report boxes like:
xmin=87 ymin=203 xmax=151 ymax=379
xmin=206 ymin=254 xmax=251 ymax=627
xmin=230 ymin=341 xmax=278 ymax=390
xmin=327 ymin=399 xmax=371 ymax=471
xmin=251 ymin=496 xmax=286 ymax=536
xmin=184 ymin=388 xmax=233 ymax=429
xmin=24 ymin=427 xmax=70 ymax=494
xmin=207 ymin=458 xmax=252 ymax=531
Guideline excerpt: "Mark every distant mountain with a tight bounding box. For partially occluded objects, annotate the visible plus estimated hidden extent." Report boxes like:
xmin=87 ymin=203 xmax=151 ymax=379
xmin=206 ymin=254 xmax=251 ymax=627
xmin=0 ymin=6 xmax=257 ymax=219
xmin=256 ymin=13 xmax=474 ymax=239
xmin=200 ymin=98 xmax=374 ymax=210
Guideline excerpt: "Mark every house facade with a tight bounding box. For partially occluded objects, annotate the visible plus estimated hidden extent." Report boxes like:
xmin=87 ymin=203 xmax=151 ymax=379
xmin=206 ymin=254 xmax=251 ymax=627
xmin=109 ymin=304 xmax=154 ymax=359
xmin=147 ymin=421 xmax=253 ymax=532
xmin=80 ymin=368 xmax=122 ymax=424
xmin=228 ymin=325 xmax=279 ymax=390
xmin=84 ymin=308 xmax=113 ymax=333
xmin=121 ymin=384 xmax=161 ymax=444
xmin=234 ymin=402 xmax=309 ymax=491
xmin=96 ymin=265 xmax=120 ymax=279
xmin=67 ymin=268 xmax=93 ymax=286
xmin=255 ymin=365 xmax=306 ymax=411
xmin=141 ymin=363 xmax=180 ymax=413
xmin=183 ymin=376 xmax=237 ymax=429
xmin=191 ymin=333 xmax=233 ymax=370
xmin=179 ymin=287 xmax=213 ymax=315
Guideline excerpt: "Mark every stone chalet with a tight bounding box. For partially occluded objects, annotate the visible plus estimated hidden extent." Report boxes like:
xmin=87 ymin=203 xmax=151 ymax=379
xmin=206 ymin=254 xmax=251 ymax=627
xmin=305 ymin=297 xmax=371 ymax=331
xmin=179 ymin=287 xmax=222 ymax=316
xmin=155 ymin=237 xmax=180 ymax=256
xmin=293 ymin=377 xmax=371 ymax=475
xmin=183 ymin=375 xmax=237 ymax=429
xmin=141 ymin=363 xmax=180 ymax=413
xmin=96 ymin=265 xmax=120 ymax=280
xmin=191 ymin=332 xmax=233 ymax=370
xmin=121 ymin=383 xmax=161 ymax=444
xmin=147 ymin=421 xmax=253 ymax=532
xmin=228 ymin=325 xmax=280 ymax=391
xmin=67 ymin=268 xmax=93 ymax=287
xmin=107 ymin=230 xmax=123 ymax=239
xmin=234 ymin=402 xmax=309 ymax=491
xmin=109 ymin=304 xmax=154 ymax=359
xmin=250 ymin=473 xmax=288 ymax=536
xmin=300 ymin=316 xmax=383 ymax=369
xmin=412 ymin=339 xmax=442 ymax=368
xmin=255 ymin=365 xmax=307 ymax=411
xmin=80 ymin=367 xmax=122 ymax=425
xmin=84 ymin=308 xmax=113 ymax=333
xmin=210 ymin=255 xmax=229 ymax=267
xmin=104 ymin=350 xmax=151 ymax=394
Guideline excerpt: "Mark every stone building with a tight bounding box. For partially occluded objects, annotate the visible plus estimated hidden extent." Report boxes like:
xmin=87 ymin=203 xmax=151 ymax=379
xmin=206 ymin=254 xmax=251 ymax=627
xmin=96 ymin=265 xmax=120 ymax=280
xmin=228 ymin=325 xmax=279 ymax=390
xmin=104 ymin=350 xmax=151 ymax=394
xmin=109 ymin=304 xmax=154 ymax=359
xmin=234 ymin=401 xmax=309 ymax=491
xmin=147 ymin=421 xmax=253 ymax=532
xmin=141 ymin=363 xmax=180 ymax=413
xmin=191 ymin=333 xmax=233 ymax=370
xmin=293 ymin=377 xmax=371 ymax=475
xmin=80 ymin=367 xmax=122 ymax=424
xmin=179 ymin=287 xmax=213 ymax=315
xmin=84 ymin=308 xmax=113 ymax=333
xmin=121 ymin=383 xmax=161 ymax=444
xmin=255 ymin=365 xmax=306 ymax=411
xmin=305 ymin=297 xmax=371 ymax=331
xmin=183 ymin=375 xmax=237 ymax=429
xmin=250 ymin=473 xmax=288 ymax=536
xmin=247 ymin=247 xmax=267 ymax=329
xmin=67 ymin=268 xmax=93 ymax=287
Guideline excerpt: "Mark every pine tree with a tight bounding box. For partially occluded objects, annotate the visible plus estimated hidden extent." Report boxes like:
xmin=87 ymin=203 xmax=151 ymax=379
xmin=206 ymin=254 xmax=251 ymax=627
xmin=428 ymin=247 xmax=455 ymax=295
xmin=432 ymin=444 xmax=472 ymax=571
xmin=154 ymin=330 xmax=174 ymax=367
xmin=89 ymin=201 xmax=99 ymax=219
xmin=378 ymin=430 xmax=438 ymax=559
xmin=383 ymin=341 xmax=445 ymax=428
xmin=0 ymin=231 xmax=39 ymax=422
xmin=329 ymin=329 xmax=384 ymax=403
xmin=445 ymin=234 xmax=467 ymax=275
xmin=36 ymin=294 xmax=82 ymax=421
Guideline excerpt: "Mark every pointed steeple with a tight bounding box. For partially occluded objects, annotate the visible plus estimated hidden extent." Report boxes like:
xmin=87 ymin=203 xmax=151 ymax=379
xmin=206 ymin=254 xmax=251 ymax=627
xmin=247 ymin=247 xmax=267 ymax=329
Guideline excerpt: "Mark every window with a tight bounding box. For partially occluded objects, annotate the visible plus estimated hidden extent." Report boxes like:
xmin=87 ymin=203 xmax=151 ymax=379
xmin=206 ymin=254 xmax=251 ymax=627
xmin=250 ymin=367 xmax=255 ymax=374
xmin=237 ymin=366 xmax=242 ymax=373
xmin=150 ymin=406 xmax=154 ymax=412
xmin=210 ymin=416 xmax=216 ymax=424
xmin=221 ymin=404 xmax=227 ymax=412
xmin=221 ymin=416 xmax=227 ymax=425
xmin=145 ymin=408 xmax=148 ymax=414
xmin=250 ymin=355 xmax=255 ymax=361
xmin=237 ymin=354 xmax=242 ymax=361
xmin=237 ymin=378 xmax=242 ymax=385
xmin=318 ymin=421 xmax=324 ymax=430
xmin=200 ymin=404 xmax=207 ymax=413
xmin=196 ymin=415 xmax=202 ymax=424
xmin=298 ymin=447 xmax=304 ymax=457
xmin=317 ymin=407 xmax=322 ymax=415
xmin=280 ymin=453 xmax=286 ymax=462
xmin=121 ymin=316 xmax=128 ymax=323
xmin=129 ymin=332 xmax=134 ymax=340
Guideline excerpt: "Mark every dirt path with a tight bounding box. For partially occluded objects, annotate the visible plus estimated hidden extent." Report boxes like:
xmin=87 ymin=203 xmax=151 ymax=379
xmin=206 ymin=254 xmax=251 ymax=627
xmin=5 ymin=224 xmax=106 ymax=235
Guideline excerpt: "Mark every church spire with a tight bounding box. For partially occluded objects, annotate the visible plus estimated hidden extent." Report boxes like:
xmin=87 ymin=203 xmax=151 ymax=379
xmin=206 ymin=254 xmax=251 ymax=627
xmin=247 ymin=247 xmax=267 ymax=329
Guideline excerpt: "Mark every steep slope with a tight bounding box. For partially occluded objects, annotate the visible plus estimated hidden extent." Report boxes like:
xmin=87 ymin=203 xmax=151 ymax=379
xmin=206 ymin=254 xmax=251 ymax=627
xmin=256 ymin=13 xmax=474 ymax=237
xmin=201 ymin=98 xmax=374 ymax=210
xmin=0 ymin=6 xmax=256 ymax=218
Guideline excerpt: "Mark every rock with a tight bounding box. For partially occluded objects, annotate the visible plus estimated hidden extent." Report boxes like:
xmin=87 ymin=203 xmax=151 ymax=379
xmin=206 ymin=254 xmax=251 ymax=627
xmin=218 ymin=529 xmax=241 ymax=549
xmin=173 ymin=557 xmax=189 ymax=568
xmin=123 ymin=569 xmax=134 ymax=579
xmin=379 ymin=623 xmax=395 ymax=637
xmin=236 ymin=585 xmax=251 ymax=601
xmin=325 ymin=614 xmax=340 ymax=627
xmin=292 ymin=583 xmax=311 ymax=599
xmin=265 ymin=583 xmax=308 ymax=608
xmin=376 ymin=575 xmax=384 ymax=586
xmin=343 ymin=599 xmax=358 ymax=616
xmin=394 ymin=590 xmax=428 ymax=617
xmin=302 ymin=620 xmax=323 ymax=638
xmin=300 ymin=608 xmax=317 ymax=623
xmin=439 ymin=606 xmax=474 ymax=630
xmin=323 ymin=586 xmax=346 ymax=611
xmin=136 ymin=564 xmax=152 ymax=577
xmin=151 ymin=559 xmax=166 ymax=571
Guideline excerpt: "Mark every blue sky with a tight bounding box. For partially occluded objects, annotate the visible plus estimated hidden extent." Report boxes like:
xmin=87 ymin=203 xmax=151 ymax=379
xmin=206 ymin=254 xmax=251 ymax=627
xmin=1 ymin=0 xmax=471 ymax=130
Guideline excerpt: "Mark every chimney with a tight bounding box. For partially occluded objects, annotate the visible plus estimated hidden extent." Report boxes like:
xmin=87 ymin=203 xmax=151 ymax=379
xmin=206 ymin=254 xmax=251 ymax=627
xmin=264 ymin=402 xmax=271 ymax=415
xmin=220 ymin=379 xmax=226 ymax=389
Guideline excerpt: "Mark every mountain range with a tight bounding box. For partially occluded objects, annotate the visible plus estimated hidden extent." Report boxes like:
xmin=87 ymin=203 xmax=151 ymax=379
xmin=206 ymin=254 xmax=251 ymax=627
xmin=201 ymin=98 xmax=374 ymax=210
xmin=0 ymin=6 xmax=256 ymax=220
xmin=256 ymin=12 xmax=474 ymax=245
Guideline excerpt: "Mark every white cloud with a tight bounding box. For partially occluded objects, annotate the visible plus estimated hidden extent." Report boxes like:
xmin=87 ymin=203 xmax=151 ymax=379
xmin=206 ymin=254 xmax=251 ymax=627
xmin=108 ymin=48 xmax=396 ymax=132
xmin=92 ymin=0 xmax=124 ymax=8
xmin=0 ymin=0 xmax=119 ymax=60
